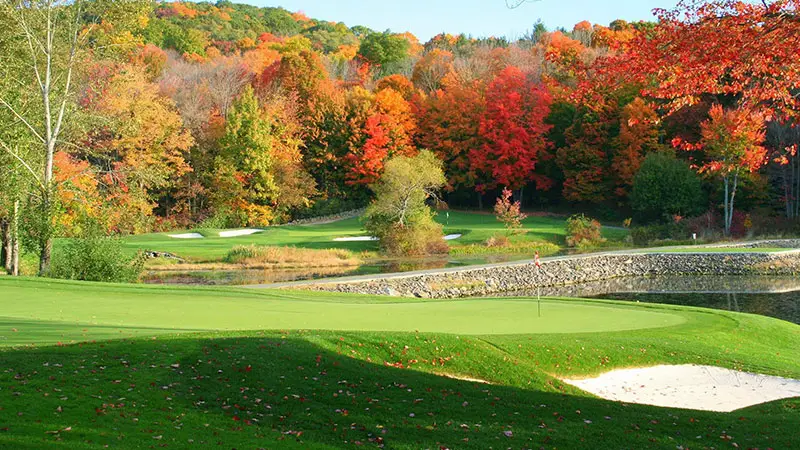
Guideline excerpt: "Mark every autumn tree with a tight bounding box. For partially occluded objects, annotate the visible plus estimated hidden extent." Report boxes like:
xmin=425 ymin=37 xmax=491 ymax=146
xmin=472 ymin=66 xmax=553 ymax=196
xmin=415 ymin=73 xmax=486 ymax=196
xmin=345 ymin=86 xmax=417 ymax=186
xmin=611 ymin=98 xmax=663 ymax=198
xmin=82 ymin=64 xmax=194 ymax=233
xmin=0 ymin=0 xmax=149 ymax=274
xmin=494 ymin=188 xmax=527 ymax=234
xmin=679 ymin=105 xmax=768 ymax=236
xmin=411 ymin=49 xmax=454 ymax=93
xmin=600 ymin=0 xmax=800 ymax=112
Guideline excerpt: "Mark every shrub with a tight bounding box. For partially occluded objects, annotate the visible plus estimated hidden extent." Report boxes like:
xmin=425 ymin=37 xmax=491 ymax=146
xmin=51 ymin=228 xmax=144 ymax=283
xmin=494 ymin=188 xmax=527 ymax=234
xmin=373 ymin=218 xmax=449 ymax=257
xmin=485 ymin=234 xmax=510 ymax=248
xmin=631 ymin=152 xmax=705 ymax=223
xmin=565 ymin=214 xmax=605 ymax=248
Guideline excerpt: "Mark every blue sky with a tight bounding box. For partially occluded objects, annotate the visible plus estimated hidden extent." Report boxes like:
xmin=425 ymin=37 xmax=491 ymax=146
xmin=252 ymin=0 xmax=680 ymax=41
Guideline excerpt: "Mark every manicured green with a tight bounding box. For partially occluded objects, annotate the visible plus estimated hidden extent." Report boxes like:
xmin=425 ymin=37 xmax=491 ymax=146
xmin=1 ymin=278 xmax=797 ymax=449
xmin=0 ymin=278 xmax=682 ymax=346
xmin=101 ymin=211 xmax=627 ymax=262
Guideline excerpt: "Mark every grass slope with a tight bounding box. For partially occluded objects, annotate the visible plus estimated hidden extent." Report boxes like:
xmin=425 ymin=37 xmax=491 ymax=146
xmin=105 ymin=212 xmax=627 ymax=262
xmin=0 ymin=278 xmax=798 ymax=449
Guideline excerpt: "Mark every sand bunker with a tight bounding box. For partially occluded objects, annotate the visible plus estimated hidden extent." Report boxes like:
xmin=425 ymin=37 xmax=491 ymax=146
xmin=219 ymin=229 xmax=262 ymax=238
xmin=333 ymin=236 xmax=380 ymax=242
xmin=168 ymin=233 xmax=204 ymax=239
xmin=563 ymin=364 xmax=800 ymax=412
xmin=443 ymin=234 xmax=463 ymax=240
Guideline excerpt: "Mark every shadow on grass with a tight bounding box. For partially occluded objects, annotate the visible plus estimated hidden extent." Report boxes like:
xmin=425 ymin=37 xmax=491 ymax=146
xmin=0 ymin=331 xmax=797 ymax=449
xmin=0 ymin=317 xmax=194 ymax=347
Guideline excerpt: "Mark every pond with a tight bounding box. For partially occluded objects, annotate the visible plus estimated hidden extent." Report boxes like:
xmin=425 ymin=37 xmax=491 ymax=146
xmin=142 ymin=254 xmax=537 ymax=286
xmin=492 ymin=275 xmax=800 ymax=325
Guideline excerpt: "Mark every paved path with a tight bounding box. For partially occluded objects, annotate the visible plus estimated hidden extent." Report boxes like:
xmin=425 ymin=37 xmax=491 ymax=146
xmin=245 ymin=240 xmax=800 ymax=290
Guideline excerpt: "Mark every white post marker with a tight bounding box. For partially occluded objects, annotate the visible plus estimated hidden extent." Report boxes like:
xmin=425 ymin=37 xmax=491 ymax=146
xmin=535 ymin=253 xmax=542 ymax=317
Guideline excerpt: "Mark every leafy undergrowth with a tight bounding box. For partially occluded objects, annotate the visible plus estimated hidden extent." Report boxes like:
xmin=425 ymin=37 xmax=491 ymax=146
xmin=1 ymin=322 xmax=798 ymax=449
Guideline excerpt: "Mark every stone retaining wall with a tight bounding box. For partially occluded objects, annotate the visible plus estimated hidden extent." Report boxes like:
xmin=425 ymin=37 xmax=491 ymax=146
xmin=304 ymin=251 xmax=800 ymax=298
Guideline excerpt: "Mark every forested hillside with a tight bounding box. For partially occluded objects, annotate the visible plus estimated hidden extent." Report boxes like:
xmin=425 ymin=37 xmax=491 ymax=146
xmin=2 ymin=0 xmax=799 ymax=242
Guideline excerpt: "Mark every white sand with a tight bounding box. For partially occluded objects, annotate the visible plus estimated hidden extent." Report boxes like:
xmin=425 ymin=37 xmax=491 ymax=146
xmin=219 ymin=228 xmax=262 ymax=238
xmin=334 ymin=234 xmax=462 ymax=242
xmin=168 ymin=233 xmax=204 ymax=239
xmin=333 ymin=236 xmax=380 ymax=242
xmin=563 ymin=364 xmax=800 ymax=412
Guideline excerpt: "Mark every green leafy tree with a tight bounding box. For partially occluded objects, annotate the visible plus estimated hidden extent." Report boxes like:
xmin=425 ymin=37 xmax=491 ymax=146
xmin=358 ymin=31 xmax=410 ymax=67
xmin=364 ymin=150 xmax=447 ymax=256
xmin=631 ymin=152 xmax=706 ymax=223
xmin=262 ymin=7 xmax=300 ymax=36
xmin=214 ymin=86 xmax=279 ymax=225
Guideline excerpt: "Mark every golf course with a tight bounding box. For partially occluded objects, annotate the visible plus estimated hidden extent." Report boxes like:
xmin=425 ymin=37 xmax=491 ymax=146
xmin=116 ymin=211 xmax=627 ymax=262
xmin=1 ymin=277 xmax=799 ymax=449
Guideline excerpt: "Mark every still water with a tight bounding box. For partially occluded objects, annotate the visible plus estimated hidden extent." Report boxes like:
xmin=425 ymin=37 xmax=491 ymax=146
xmin=493 ymin=275 xmax=800 ymax=325
xmin=142 ymin=254 xmax=535 ymax=285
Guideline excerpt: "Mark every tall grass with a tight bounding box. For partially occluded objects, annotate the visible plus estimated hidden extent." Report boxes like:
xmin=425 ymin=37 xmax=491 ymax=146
xmin=449 ymin=240 xmax=560 ymax=257
xmin=224 ymin=245 xmax=360 ymax=268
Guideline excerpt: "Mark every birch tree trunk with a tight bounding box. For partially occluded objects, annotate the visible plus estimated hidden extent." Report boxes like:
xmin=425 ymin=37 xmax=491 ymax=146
xmin=0 ymin=0 xmax=83 ymax=275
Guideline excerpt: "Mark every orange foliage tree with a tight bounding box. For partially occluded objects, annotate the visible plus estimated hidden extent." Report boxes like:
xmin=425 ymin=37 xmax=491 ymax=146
xmin=676 ymin=105 xmax=768 ymax=235
xmin=415 ymin=73 xmax=486 ymax=193
xmin=611 ymin=98 xmax=663 ymax=198
xmin=601 ymin=0 xmax=800 ymax=113
xmin=345 ymin=87 xmax=417 ymax=185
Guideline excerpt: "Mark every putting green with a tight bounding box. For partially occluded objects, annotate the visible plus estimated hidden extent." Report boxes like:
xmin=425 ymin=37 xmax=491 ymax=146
xmin=0 ymin=278 xmax=684 ymax=346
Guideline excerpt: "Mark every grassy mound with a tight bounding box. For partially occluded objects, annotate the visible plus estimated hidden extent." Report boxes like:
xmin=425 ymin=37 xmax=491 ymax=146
xmin=0 ymin=278 xmax=797 ymax=449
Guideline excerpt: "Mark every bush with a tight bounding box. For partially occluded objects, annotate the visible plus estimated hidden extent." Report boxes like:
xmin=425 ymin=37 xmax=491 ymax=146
xmin=494 ymin=188 xmax=527 ymax=234
xmin=485 ymin=234 xmax=510 ymax=248
xmin=371 ymin=216 xmax=449 ymax=257
xmin=51 ymin=228 xmax=144 ymax=283
xmin=631 ymin=152 xmax=705 ymax=223
xmin=565 ymin=214 xmax=605 ymax=248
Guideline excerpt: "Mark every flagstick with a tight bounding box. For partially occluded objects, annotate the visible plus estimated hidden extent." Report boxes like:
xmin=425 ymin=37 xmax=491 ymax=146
xmin=537 ymin=266 xmax=541 ymax=318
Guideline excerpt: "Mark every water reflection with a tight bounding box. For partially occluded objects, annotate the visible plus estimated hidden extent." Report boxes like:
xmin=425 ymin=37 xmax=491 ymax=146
xmin=493 ymin=275 xmax=800 ymax=325
xmin=143 ymin=254 xmax=535 ymax=286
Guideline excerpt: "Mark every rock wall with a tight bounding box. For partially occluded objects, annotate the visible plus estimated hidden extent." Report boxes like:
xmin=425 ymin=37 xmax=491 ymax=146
xmin=303 ymin=251 xmax=800 ymax=298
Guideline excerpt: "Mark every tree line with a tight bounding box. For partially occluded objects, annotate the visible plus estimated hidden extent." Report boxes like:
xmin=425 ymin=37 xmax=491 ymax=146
xmin=1 ymin=0 xmax=799 ymax=274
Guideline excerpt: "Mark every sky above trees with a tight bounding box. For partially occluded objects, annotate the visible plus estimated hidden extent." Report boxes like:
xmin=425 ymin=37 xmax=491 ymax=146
xmin=256 ymin=0 xmax=680 ymax=41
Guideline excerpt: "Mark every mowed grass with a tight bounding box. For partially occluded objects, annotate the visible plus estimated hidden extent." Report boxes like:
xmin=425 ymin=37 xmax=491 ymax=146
xmin=106 ymin=211 xmax=627 ymax=262
xmin=0 ymin=278 xmax=683 ymax=345
xmin=0 ymin=277 xmax=799 ymax=449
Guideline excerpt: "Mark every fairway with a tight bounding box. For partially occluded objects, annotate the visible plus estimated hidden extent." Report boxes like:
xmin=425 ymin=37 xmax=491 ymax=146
xmin=0 ymin=278 xmax=683 ymax=346
xmin=106 ymin=211 xmax=627 ymax=261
